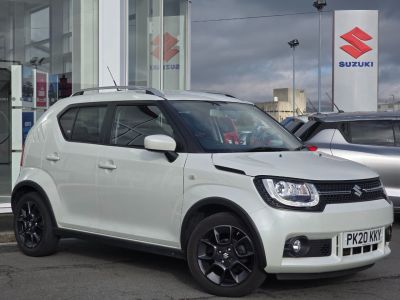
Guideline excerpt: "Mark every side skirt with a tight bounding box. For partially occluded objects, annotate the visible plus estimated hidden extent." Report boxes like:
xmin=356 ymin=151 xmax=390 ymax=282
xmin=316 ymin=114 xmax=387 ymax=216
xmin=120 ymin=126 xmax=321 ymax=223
xmin=54 ymin=228 xmax=185 ymax=260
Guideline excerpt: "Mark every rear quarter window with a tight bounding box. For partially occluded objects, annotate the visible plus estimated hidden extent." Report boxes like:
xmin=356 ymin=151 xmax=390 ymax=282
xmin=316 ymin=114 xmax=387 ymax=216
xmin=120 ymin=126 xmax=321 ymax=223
xmin=59 ymin=106 xmax=107 ymax=144
xmin=59 ymin=108 xmax=78 ymax=139
xmin=348 ymin=121 xmax=395 ymax=146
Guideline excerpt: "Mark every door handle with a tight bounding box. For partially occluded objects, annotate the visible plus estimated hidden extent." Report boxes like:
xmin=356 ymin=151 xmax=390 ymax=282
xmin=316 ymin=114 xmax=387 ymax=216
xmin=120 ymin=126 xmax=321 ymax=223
xmin=98 ymin=161 xmax=117 ymax=170
xmin=46 ymin=153 xmax=60 ymax=162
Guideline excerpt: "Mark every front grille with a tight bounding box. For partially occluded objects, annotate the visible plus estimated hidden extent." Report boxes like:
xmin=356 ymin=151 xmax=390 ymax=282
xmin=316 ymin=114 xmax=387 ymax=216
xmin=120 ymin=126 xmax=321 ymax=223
xmin=315 ymin=178 xmax=386 ymax=205
xmin=315 ymin=178 xmax=381 ymax=193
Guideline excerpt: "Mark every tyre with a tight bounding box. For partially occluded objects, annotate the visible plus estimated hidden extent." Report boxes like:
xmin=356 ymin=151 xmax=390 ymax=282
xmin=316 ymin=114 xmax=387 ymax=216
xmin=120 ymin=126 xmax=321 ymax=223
xmin=187 ymin=212 xmax=266 ymax=297
xmin=14 ymin=192 xmax=59 ymax=256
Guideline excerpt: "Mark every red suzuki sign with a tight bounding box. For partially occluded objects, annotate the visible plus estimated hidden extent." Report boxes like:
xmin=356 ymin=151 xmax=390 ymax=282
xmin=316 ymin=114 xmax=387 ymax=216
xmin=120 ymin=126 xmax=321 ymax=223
xmin=151 ymin=32 xmax=179 ymax=62
xmin=340 ymin=27 xmax=372 ymax=59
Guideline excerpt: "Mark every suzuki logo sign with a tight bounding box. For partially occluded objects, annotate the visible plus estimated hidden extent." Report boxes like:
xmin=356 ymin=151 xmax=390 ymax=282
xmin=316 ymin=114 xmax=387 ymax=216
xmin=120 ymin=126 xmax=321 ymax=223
xmin=333 ymin=10 xmax=378 ymax=112
xmin=151 ymin=32 xmax=179 ymax=62
xmin=340 ymin=27 xmax=372 ymax=59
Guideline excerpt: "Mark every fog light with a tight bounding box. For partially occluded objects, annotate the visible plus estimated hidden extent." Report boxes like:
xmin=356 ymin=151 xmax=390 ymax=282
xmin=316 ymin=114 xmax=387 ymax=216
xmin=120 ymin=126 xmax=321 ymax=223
xmin=385 ymin=225 xmax=392 ymax=243
xmin=292 ymin=239 xmax=302 ymax=253
xmin=284 ymin=236 xmax=310 ymax=257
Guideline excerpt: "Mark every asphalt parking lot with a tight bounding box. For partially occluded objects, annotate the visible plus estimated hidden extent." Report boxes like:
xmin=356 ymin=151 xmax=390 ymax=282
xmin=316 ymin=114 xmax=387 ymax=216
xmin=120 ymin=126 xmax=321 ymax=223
xmin=0 ymin=221 xmax=399 ymax=300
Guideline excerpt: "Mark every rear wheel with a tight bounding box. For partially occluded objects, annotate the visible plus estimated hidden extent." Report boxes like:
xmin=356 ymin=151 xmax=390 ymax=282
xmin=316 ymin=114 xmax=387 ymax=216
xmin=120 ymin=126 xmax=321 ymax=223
xmin=14 ymin=192 xmax=59 ymax=256
xmin=187 ymin=212 xmax=266 ymax=297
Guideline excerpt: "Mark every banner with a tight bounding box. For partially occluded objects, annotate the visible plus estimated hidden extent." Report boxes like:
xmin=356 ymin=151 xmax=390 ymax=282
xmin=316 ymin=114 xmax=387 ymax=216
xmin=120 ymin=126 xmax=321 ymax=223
xmin=22 ymin=66 xmax=34 ymax=105
xmin=36 ymin=71 xmax=47 ymax=108
xmin=48 ymin=74 xmax=59 ymax=106
xmin=22 ymin=111 xmax=34 ymax=145
xmin=333 ymin=10 xmax=378 ymax=112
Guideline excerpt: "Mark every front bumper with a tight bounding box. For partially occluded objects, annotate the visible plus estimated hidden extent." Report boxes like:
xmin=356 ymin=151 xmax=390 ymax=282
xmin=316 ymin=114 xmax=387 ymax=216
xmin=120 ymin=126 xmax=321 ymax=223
xmin=250 ymin=199 xmax=393 ymax=274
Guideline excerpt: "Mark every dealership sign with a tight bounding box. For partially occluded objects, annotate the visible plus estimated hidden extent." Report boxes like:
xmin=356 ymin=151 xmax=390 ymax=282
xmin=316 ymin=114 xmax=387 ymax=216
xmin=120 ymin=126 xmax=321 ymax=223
xmin=333 ymin=10 xmax=378 ymax=112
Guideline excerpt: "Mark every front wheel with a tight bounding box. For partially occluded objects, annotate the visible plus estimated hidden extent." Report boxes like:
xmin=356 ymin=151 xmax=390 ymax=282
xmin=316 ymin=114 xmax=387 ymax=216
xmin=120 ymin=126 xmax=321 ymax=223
xmin=187 ymin=212 xmax=266 ymax=297
xmin=14 ymin=192 xmax=59 ymax=257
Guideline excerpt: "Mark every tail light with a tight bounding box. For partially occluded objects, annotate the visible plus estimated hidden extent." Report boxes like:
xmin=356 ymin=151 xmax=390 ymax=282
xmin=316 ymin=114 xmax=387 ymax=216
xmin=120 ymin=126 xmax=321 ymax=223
xmin=307 ymin=145 xmax=318 ymax=152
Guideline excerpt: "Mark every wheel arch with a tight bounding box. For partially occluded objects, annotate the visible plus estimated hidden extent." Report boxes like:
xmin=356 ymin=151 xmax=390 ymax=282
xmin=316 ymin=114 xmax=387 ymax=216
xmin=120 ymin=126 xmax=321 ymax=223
xmin=180 ymin=197 xmax=266 ymax=268
xmin=11 ymin=180 xmax=58 ymax=228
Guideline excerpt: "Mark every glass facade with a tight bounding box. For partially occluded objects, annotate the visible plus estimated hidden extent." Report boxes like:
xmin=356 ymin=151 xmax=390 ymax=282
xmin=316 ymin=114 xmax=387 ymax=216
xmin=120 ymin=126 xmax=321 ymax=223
xmin=0 ymin=0 xmax=190 ymax=205
xmin=0 ymin=0 xmax=99 ymax=202
xmin=128 ymin=0 xmax=189 ymax=89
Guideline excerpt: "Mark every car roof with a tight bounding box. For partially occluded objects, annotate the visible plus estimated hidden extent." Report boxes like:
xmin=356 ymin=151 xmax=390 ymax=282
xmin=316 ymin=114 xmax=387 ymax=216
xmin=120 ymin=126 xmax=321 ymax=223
xmin=310 ymin=111 xmax=400 ymax=122
xmin=65 ymin=89 xmax=252 ymax=105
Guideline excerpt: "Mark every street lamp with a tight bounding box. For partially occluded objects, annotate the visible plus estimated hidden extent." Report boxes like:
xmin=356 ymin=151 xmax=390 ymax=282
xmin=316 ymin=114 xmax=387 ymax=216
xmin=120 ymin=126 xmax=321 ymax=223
xmin=313 ymin=0 xmax=327 ymax=113
xmin=391 ymin=94 xmax=395 ymax=111
xmin=288 ymin=39 xmax=299 ymax=117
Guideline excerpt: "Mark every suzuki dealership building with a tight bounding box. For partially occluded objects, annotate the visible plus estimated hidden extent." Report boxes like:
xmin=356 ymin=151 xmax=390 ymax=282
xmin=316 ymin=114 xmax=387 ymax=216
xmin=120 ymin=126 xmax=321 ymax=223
xmin=0 ymin=0 xmax=191 ymax=210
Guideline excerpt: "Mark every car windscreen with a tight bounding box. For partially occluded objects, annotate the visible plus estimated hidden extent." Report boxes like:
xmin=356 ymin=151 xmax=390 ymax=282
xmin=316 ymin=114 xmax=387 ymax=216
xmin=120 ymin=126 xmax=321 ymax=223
xmin=171 ymin=101 xmax=302 ymax=153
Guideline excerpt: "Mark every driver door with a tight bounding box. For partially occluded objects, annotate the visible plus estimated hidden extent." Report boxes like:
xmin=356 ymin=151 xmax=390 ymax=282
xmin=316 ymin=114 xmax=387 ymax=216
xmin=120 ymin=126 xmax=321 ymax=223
xmin=96 ymin=102 xmax=187 ymax=248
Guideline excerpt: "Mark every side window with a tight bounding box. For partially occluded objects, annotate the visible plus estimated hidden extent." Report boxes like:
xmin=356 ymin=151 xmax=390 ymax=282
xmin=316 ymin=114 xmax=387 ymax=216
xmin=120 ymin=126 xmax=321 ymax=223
xmin=111 ymin=105 xmax=174 ymax=147
xmin=69 ymin=106 xmax=107 ymax=143
xmin=349 ymin=121 xmax=395 ymax=146
xmin=395 ymin=122 xmax=400 ymax=146
xmin=59 ymin=108 xmax=78 ymax=139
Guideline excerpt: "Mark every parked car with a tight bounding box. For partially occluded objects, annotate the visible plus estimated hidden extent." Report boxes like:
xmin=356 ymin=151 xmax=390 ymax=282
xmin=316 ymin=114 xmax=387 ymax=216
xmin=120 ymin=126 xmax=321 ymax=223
xmin=281 ymin=115 xmax=308 ymax=134
xmin=296 ymin=111 xmax=400 ymax=213
xmin=12 ymin=88 xmax=393 ymax=297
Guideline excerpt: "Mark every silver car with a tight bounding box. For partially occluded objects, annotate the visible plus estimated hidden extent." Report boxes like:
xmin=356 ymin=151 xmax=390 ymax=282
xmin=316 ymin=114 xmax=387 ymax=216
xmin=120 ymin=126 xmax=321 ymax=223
xmin=296 ymin=112 xmax=400 ymax=213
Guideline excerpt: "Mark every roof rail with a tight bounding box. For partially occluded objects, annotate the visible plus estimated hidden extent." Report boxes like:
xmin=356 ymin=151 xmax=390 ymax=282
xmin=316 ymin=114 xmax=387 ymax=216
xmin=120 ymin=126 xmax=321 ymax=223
xmin=71 ymin=86 xmax=166 ymax=99
xmin=193 ymin=90 xmax=237 ymax=99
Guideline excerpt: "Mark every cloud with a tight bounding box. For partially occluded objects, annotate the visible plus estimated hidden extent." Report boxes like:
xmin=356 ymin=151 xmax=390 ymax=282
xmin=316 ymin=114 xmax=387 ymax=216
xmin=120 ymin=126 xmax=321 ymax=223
xmin=191 ymin=0 xmax=400 ymax=108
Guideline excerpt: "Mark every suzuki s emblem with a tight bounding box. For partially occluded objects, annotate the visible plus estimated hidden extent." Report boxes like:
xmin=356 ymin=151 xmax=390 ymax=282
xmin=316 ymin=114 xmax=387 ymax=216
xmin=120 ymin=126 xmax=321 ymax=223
xmin=223 ymin=253 xmax=229 ymax=259
xmin=151 ymin=32 xmax=179 ymax=62
xmin=340 ymin=27 xmax=372 ymax=59
xmin=352 ymin=185 xmax=363 ymax=197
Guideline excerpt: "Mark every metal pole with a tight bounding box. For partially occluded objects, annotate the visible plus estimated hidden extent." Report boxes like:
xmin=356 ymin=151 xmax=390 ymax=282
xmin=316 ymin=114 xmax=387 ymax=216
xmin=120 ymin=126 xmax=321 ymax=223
xmin=293 ymin=47 xmax=296 ymax=117
xmin=392 ymin=95 xmax=395 ymax=111
xmin=318 ymin=10 xmax=322 ymax=112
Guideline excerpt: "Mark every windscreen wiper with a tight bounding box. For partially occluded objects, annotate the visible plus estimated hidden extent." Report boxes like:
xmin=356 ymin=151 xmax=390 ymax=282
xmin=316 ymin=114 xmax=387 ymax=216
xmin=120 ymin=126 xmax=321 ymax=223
xmin=248 ymin=147 xmax=290 ymax=152
xmin=294 ymin=145 xmax=307 ymax=151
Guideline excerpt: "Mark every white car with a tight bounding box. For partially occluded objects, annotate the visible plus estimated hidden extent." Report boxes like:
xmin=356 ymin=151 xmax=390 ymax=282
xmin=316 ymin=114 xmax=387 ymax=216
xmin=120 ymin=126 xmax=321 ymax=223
xmin=12 ymin=87 xmax=393 ymax=297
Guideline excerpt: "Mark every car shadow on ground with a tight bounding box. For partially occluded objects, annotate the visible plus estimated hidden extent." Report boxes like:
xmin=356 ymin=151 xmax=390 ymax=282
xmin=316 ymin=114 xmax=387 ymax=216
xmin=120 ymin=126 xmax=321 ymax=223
xmin=56 ymin=238 xmax=360 ymax=296
xmin=57 ymin=239 xmax=200 ymax=289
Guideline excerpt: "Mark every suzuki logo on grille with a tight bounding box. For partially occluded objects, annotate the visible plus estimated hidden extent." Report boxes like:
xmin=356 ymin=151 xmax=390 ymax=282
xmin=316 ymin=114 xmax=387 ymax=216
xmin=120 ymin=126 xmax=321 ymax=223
xmin=352 ymin=185 xmax=363 ymax=197
xmin=151 ymin=32 xmax=179 ymax=62
xmin=223 ymin=253 xmax=229 ymax=259
xmin=340 ymin=27 xmax=372 ymax=59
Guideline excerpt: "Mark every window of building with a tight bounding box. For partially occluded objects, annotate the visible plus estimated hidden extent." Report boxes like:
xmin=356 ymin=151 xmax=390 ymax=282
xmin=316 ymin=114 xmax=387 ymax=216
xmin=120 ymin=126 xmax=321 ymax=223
xmin=128 ymin=0 xmax=188 ymax=90
xmin=348 ymin=121 xmax=395 ymax=146
xmin=111 ymin=105 xmax=174 ymax=147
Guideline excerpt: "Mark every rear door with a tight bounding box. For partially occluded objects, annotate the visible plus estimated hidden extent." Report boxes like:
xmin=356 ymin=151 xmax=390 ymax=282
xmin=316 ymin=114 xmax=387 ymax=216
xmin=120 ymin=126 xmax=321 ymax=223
xmin=95 ymin=101 xmax=187 ymax=247
xmin=331 ymin=120 xmax=400 ymax=196
xmin=42 ymin=104 xmax=107 ymax=231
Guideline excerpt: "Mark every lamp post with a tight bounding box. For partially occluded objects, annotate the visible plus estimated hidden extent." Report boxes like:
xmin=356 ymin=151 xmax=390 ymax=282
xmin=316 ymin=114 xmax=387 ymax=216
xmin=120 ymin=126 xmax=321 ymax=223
xmin=313 ymin=0 xmax=327 ymax=113
xmin=391 ymin=94 xmax=395 ymax=111
xmin=288 ymin=39 xmax=299 ymax=117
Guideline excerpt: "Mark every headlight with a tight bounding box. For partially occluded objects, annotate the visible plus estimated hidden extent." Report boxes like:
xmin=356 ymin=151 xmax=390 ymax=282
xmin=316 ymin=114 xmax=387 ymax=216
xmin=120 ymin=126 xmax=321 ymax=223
xmin=263 ymin=179 xmax=319 ymax=208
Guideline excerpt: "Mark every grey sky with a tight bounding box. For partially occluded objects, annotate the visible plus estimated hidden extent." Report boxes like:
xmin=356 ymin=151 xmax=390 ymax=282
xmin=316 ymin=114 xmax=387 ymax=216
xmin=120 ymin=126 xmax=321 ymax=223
xmin=191 ymin=0 xmax=400 ymax=109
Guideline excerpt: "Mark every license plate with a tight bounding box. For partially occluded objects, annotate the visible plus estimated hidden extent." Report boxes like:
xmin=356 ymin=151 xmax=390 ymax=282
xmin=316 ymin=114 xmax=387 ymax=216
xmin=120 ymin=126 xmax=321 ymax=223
xmin=343 ymin=228 xmax=383 ymax=248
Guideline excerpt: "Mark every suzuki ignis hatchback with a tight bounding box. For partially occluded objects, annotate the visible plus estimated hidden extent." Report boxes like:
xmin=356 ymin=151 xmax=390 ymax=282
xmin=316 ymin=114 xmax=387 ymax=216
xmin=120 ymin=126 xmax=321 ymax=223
xmin=12 ymin=88 xmax=393 ymax=297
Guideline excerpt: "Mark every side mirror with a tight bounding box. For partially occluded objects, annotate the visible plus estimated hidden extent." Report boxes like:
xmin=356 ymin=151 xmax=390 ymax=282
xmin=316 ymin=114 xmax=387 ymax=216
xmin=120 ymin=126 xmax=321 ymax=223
xmin=144 ymin=134 xmax=176 ymax=152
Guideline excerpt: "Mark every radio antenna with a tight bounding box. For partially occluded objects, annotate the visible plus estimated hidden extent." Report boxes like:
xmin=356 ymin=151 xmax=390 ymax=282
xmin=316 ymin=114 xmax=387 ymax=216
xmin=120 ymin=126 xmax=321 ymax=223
xmin=107 ymin=66 xmax=120 ymax=91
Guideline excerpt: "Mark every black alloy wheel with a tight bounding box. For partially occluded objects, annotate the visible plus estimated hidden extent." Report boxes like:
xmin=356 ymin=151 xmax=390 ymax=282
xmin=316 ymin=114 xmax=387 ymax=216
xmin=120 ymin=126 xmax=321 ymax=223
xmin=197 ymin=225 xmax=255 ymax=286
xmin=14 ymin=192 xmax=59 ymax=257
xmin=187 ymin=212 xmax=266 ymax=297
xmin=16 ymin=200 xmax=44 ymax=248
